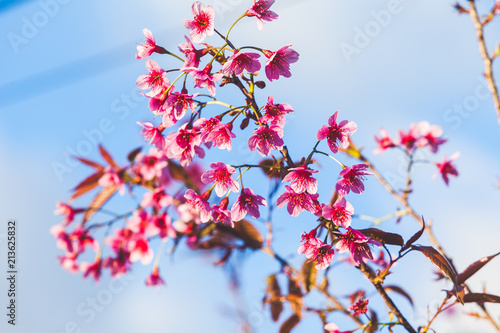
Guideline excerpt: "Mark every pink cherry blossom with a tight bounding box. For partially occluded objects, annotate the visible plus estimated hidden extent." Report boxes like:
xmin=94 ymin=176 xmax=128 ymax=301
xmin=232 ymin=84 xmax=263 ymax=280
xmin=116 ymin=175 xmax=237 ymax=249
xmin=137 ymin=122 xmax=165 ymax=150
xmin=163 ymin=90 xmax=197 ymax=127
xmin=316 ymin=111 xmax=357 ymax=154
xmin=135 ymin=148 xmax=168 ymax=180
xmin=322 ymin=197 xmax=354 ymax=229
xmin=54 ymin=202 xmax=82 ymax=226
xmin=336 ymin=228 xmax=381 ymax=265
xmin=183 ymin=64 xmax=223 ymax=96
xmin=349 ymin=297 xmax=369 ymax=316
xmin=248 ymin=125 xmax=284 ymax=156
xmin=184 ymin=189 xmax=211 ymax=223
xmin=312 ymin=244 xmax=335 ymax=270
xmin=260 ymin=95 xmax=294 ymax=127
xmin=136 ymin=59 xmax=169 ymax=97
xmin=128 ymin=234 xmax=154 ymax=265
xmin=102 ymin=251 xmax=131 ymax=278
xmin=324 ymin=323 xmax=353 ymax=333
xmin=182 ymin=2 xmax=215 ymax=43
xmin=231 ymin=188 xmax=267 ymax=221
xmin=141 ymin=187 xmax=173 ymax=209
xmin=201 ymin=162 xmax=239 ymax=197
xmin=126 ymin=209 xmax=152 ymax=234
xmin=164 ymin=125 xmax=204 ymax=167
xmin=298 ymin=230 xmax=321 ymax=258
xmin=178 ymin=36 xmax=206 ymax=68
xmin=434 ymin=152 xmax=459 ymax=185
xmin=494 ymin=0 xmax=500 ymax=14
xmin=206 ymin=122 xmax=236 ymax=151
xmin=398 ymin=123 xmax=420 ymax=151
xmin=58 ymin=254 xmax=79 ymax=273
xmin=80 ymin=257 xmax=102 ymax=282
xmin=136 ymin=28 xmax=165 ymax=59
xmin=195 ymin=117 xmax=221 ymax=143
xmin=336 ymin=164 xmax=372 ymax=196
xmin=417 ymin=121 xmax=447 ymax=153
xmin=246 ymin=0 xmax=278 ymax=30
xmin=210 ymin=198 xmax=233 ymax=227
xmin=146 ymin=267 xmax=165 ymax=286
xmin=282 ymin=164 xmax=318 ymax=194
xmin=276 ymin=185 xmax=316 ymax=217
xmin=263 ymin=45 xmax=299 ymax=81
xmin=98 ymin=167 xmax=125 ymax=195
xmin=150 ymin=213 xmax=177 ymax=239
xmin=222 ymin=51 xmax=261 ymax=76
xmin=373 ymin=128 xmax=396 ymax=154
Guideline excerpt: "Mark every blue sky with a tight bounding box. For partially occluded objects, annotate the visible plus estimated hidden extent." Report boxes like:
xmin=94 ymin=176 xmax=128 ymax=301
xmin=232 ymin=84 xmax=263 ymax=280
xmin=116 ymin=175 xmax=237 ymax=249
xmin=1 ymin=0 xmax=500 ymax=332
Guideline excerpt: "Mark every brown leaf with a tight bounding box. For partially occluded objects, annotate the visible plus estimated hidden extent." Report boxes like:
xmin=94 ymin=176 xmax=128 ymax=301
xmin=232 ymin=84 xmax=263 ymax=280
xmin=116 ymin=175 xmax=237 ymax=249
xmin=232 ymin=220 xmax=263 ymax=250
xmin=385 ymin=285 xmax=414 ymax=307
xmin=457 ymin=252 xmax=500 ymax=285
xmin=463 ymin=293 xmax=500 ymax=304
xmin=400 ymin=217 xmax=425 ymax=253
xmin=167 ymin=161 xmax=199 ymax=190
xmin=127 ymin=147 xmax=142 ymax=163
xmin=265 ymin=274 xmax=283 ymax=322
xmin=99 ymin=145 xmax=119 ymax=169
xmin=300 ymin=260 xmax=317 ymax=293
xmin=82 ymin=185 xmax=118 ymax=224
xmin=359 ymin=228 xmax=404 ymax=247
xmin=75 ymin=157 xmax=104 ymax=170
xmin=412 ymin=245 xmax=457 ymax=287
xmin=259 ymin=158 xmax=285 ymax=179
xmin=367 ymin=310 xmax=378 ymax=333
xmin=70 ymin=171 xmax=104 ymax=200
xmin=286 ymin=294 xmax=303 ymax=316
xmin=279 ymin=314 xmax=301 ymax=333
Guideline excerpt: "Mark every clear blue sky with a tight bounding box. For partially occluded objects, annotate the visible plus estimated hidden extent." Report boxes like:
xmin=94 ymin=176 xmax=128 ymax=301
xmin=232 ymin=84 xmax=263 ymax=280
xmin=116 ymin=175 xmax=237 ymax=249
xmin=1 ymin=0 xmax=500 ymax=332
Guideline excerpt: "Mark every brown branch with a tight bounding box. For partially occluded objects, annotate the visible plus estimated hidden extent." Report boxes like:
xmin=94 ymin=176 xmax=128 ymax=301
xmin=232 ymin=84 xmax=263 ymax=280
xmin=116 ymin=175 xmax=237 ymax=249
xmin=468 ymin=0 xmax=500 ymax=132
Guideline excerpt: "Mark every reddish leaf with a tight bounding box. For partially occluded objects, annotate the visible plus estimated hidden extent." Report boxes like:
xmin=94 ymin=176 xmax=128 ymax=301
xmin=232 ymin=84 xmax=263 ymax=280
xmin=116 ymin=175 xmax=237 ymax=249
xmin=167 ymin=161 xmax=199 ymax=190
xmin=82 ymin=184 xmax=118 ymax=224
xmin=457 ymin=252 xmax=500 ymax=285
xmin=300 ymin=260 xmax=317 ymax=293
xmin=367 ymin=310 xmax=379 ymax=333
xmin=127 ymin=147 xmax=142 ymax=163
xmin=359 ymin=228 xmax=404 ymax=246
xmin=70 ymin=171 xmax=104 ymax=200
xmin=265 ymin=274 xmax=283 ymax=322
xmin=279 ymin=314 xmax=301 ymax=333
xmin=463 ymin=293 xmax=500 ymax=304
xmin=385 ymin=285 xmax=414 ymax=307
xmin=75 ymin=157 xmax=104 ymax=170
xmin=231 ymin=220 xmax=263 ymax=250
xmin=99 ymin=145 xmax=119 ymax=169
xmin=412 ymin=245 xmax=457 ymax=287
xmin=400 ymin=217 xmax=425 ymax=253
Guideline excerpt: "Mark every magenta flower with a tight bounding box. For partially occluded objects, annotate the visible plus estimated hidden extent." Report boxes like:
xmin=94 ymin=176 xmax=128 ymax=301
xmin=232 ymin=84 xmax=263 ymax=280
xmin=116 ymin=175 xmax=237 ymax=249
xmin=54 ymin=202 xmax=82 ymax=226
xmin=434 ymin=152 xmax=459 ymax=185
xmin=141 ymin=187 xmax=173 ymax=209
xmin=349 ymin=297 xmax=369 ymax=316
xmin=206 ymin=122 xmax=236 ymax=151
xmin=129 ymin=235 xmax=154 ymax=265
xmin=398 ymin=123 xmax=420 ymax=151
xmin=136 ymin=28 xmax=165 ymax=59
xmin=312 ymin=244 xmax=336 ymax=270
xmin=135 ymin=148 xmax=168 ymax=181
xmin=146 ymin=267 xmax=165 ymax=286
xmin=164 ymin=125 xmax=204 ymax=167
xmin=336 ymin=228 xmax=381 ymax=265
xmin=246 ymin=0 xmax=279 ymax=30
xmin=324 ymin=323 xmax=352 ymax=333
xmin=336 ymin=164 xmax=371 ymax=196
xmin=317 ymin=111 xmax=357 ymax=154
xmin=80 ymin=258 xmax=102 ymax=282
xmin=276 ymin=185 xmax=316 ymax=216
xmin=211 ymin=198 xmax=233 ymax=227
xmin=263 ymin=45 xmax=299 ymax=81
xmin=495 ymin=0 xmax=500 ymax=14
xmin=184 ymin=189 xmax=211 ymax=223
xmin=162 ymin=90 xmax=198 ymax=127
xmin=373 ymin=128 xmax=396 ymax=154
xmin=151 ymin=213 xmax=177 ymax=240
xmin=183 ymin=64 xmax=223 ymax=96
xmin=298 ymin=230 xmax=321 ymax=258
xmin=282 ymin=164 xmax=318 ymax=194
xmin=98 ymin=167 xmax=125 ymax=195
xmin=222 ymin=51 xmax=261 ymax=76
xmin=260 ymin=95 xmax=294 ymax=127
xmin=201 ymin=162 xmax=240 ymax=197
xmin=195 ymin=117 xmax=221 ymax=143
xmin=230 ymin=188 xmax=267 ymax=221
xmin=137 ymin=122 xmax=165 ymax=150
xmin=322 ymin=197 xmax=354 ymax=229
xmin=136 ymin=59 xmax=169 ymax=97
xmin=417 ymin=121 xmax=447 ymax=153
xmin=248 ymin=125 xmax=284 ymax=156
xmin=183 ymin=2 xmax=215 ymax=43
xmin=178 ymin=36 xmax=206 ymax=68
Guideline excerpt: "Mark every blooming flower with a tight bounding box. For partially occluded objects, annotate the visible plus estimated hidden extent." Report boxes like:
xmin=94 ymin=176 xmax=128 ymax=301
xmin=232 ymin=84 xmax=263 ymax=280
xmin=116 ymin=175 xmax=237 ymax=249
xmin=146 ymin=267 xmax=165 ymax=286
xmin=201 ymin=162 xmax=239 ymax=197
xmin=141 ymin=187 xmax=173 ymax=209
xmin=316 ymin=111 xmax=357 ymax=154
xmin=136 ymin=59 xmax=169 ymax=97
xmin=222 ymin=51 xmax=261 ymax=76
xmin=206 ymin=122 xmax=236 ymax=151
xmin=248 ymin=125 xmax=284 ymax=156
xmin=231 ymin=188 xmax=267 ymax=221
xmin=322 ymin=197 xmax=354 ymax=229
xmin=349 ymin=297 xmax=369 ymax=316
xmin=178 ymin=36 xmax=206 ymax=68
xmin=324 ymin=323 xmax=352 ymax=333
xmin=184 ymin=189 xmax=211 ymax=223
xmin=210 ymin=198 xmax=233 ymax=227
xmin=136 ymin=28 xmax=164 ymax=59
xmin=150 ymin=213 xmax=177 ymax=239
xmin=182 ymin=2 xmax=215 ymax=43
xmin=434 ymin=152 xmax=459 ymax=185
xmin=98 ymin=167 xmax=125 ymax=194
xmin=54 ymin=202 xmax=82 ymax=226
xmin=135 ymin=148 xmax=168 ymax=180
xmin=282 ymin=164 xmax=318 ymax=194
xmin=276 ymin=185 xmax=316 ymax=217
xmin=260 ymin=95 xmax=294 ymax=127
xmin=336 ymin=164 xmax=371 ymax=196
xmin=373 ymin=128 xmax=396 ymax=154
xmin=162 ymin=90 xmax=197 ymax=127
xmin=263 ymin=45 xmax=299 ymax=81
xmin=195 ymin=117 xmax=221 ymax=143
xmin=182 ymin=64 xmax=223 ymax=96
xmin=246 ymin=0 xmax=278 ymax=30
xmin=417 ymin=121 xmax=447 ymax=153
xmin=137 ymin=122 xmax=165 ymax=150
xmin=128 ymin=234 xmax=154 ymax=265
xmin=336 ymin=228 xmax=381 ymax=265
xmin=80 ymin=257 xmax=102 ymax=282
xmin=164 ymin=125 xmax=204 ymax=167
xmin=398 ymin=123 xmax=420 ymax=151
xmin=298 ymin=230 xmax=321 ymax=258
xmin=313 ymin=244 xmax=335 ymax=270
